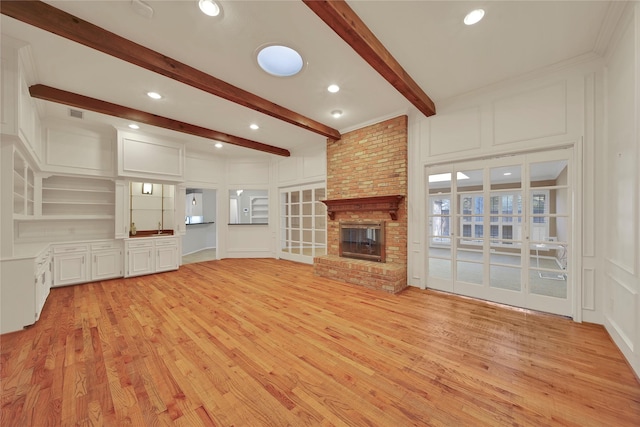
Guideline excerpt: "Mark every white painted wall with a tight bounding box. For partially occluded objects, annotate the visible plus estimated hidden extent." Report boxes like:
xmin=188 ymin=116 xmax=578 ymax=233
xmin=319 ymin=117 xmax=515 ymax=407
xmin=603 ymin=3 xmax=640 ymax=378
xmin=223 ymin=157 xmax=276 ymax=258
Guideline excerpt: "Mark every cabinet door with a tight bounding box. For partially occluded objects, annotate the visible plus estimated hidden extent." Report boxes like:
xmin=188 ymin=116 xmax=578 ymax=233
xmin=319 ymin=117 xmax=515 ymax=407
xmin=92 ymin=250 xmax=123 ymax=280
xmin=127 ymin=247 xmax=153 ymax=277
xmin=35 ymin=253 xmax=52 ymax=320
xmin=54 ymin=253 xmax=88 ymax=286
xmin=156 ymin=245 xmax=178 ymax=272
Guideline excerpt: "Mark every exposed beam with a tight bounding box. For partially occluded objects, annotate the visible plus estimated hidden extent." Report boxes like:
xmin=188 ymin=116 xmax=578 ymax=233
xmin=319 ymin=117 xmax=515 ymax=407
xmin=1 ymin=0 xmax=341 ymax=140
xmin=29 ymin=84 xmax=291 ymax=157
xmin=303 ymin=0 xmax=436 ymax=117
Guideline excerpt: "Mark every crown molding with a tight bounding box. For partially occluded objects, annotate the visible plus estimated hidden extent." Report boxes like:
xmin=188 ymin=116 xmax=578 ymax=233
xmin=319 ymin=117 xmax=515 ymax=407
xmin=594 ymin=0 xmax=635 ymax=57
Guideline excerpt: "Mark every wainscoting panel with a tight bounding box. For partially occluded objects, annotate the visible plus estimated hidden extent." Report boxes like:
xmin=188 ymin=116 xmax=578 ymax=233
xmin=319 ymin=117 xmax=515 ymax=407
xmin=428 ymin=106 xmax=481 ymax=156
xmin=46 ymin=127 xmax=114 ymax=175
xmin=582 ymin=267 xmax=596 ymax=311
xmin=493 ymin=82 xmax=567 ymax=145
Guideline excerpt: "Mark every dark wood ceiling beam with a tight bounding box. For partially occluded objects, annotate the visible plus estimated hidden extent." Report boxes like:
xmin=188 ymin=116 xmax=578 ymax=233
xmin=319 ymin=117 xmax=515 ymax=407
xmin=1 ymin=0 xmax=341 ymax=140
xmin=302 ymin=0 xmax=436 ymax=117
xmin=29 ymin=84 xmax=290 ymax=157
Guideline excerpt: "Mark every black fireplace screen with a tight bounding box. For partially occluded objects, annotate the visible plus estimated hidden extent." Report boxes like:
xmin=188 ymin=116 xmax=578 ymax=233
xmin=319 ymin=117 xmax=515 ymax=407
xmin=339 ymin=221 xmax=385 ymax=262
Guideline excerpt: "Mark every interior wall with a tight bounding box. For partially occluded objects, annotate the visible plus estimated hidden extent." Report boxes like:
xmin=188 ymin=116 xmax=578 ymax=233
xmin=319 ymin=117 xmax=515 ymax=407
xmin=603 ymin=3 xmax=640 ymax=378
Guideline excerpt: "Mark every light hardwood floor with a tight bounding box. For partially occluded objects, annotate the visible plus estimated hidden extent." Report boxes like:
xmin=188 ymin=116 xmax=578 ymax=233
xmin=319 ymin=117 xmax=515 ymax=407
xmin=2 ymin=259 xmax=639 ymax=426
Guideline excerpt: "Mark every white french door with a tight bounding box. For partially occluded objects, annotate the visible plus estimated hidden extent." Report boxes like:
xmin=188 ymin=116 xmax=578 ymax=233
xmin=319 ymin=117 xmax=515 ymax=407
xmin=426 ymin=149 xmax=573 ymax=317
xmin=279 ymin=184 xmax=327 ymax=264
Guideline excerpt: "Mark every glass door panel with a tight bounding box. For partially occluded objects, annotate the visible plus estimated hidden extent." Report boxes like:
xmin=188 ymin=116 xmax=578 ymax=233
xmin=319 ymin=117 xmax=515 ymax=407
xmin=528 ymin=159 xmax=569 ymax=300
xmin=280 ymin=185 xmax=327 ymax=263
xmin=427 ymin=170 xmax=453 ymax=289
xmin=455 ymin=169 xmax=484 ymax=286
xmin=489 ymin=165 xmax=523 ymax=292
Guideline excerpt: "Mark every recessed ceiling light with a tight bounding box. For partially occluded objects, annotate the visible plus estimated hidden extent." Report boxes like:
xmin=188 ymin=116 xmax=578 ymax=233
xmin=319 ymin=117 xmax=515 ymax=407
xmin=503 ymin=172 xmax=512 ymax=176
xmin=257 ymin=45 xmax=304 ymax=77
xmin=199 ymin=0 xmax=221 ymax=17
xmin=128 ymin=124 xmax=140 ymax=129
xmin=331 ymin=110 xmax=343 ymax=118
xmin=147 ymin=91 xmax=162 ymax=100
xmin=464 ymin=9 xmax=485 ymax=25
xmin=214 ymin=142 xmax=223 ymax=148
xmin=327 ymin=84 xmax=340 ymax=93
xmin=250 ymin=123 xmax=259 ymax=130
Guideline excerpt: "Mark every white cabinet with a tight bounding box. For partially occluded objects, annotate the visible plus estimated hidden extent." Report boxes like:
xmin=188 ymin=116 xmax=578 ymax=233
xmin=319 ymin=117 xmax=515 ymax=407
xmin=0 ymin=245 xmax=52 ymax=334
xmin=155 ymin=238 xmax=179 ymax=272
xmin=91 ymin=241 xmax=122 ymax=281
xmin=125 ymin=236 xmax=179 ymax=277
xmin=117 ymin=130 xmax=185 ymax=181
xmin=126 ymin=239 xmax=154 ymax=277
xmin=1 ymin=37 xmax=42 ymax=163
xmin=35 ymin=248 xmax=52 ymax=320
xmin=52 ymin=244 xmax=89 ymax=287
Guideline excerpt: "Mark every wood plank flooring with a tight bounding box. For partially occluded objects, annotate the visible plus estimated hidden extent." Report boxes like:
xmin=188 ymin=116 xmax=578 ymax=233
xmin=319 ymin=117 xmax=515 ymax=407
xmin=2 ymin=258 xmax=639 ymax=426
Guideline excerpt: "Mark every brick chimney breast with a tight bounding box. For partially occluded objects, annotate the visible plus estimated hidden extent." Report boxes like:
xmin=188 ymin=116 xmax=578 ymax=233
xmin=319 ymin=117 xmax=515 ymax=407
xmin=314 ymin=115 xmax=408 ymax=293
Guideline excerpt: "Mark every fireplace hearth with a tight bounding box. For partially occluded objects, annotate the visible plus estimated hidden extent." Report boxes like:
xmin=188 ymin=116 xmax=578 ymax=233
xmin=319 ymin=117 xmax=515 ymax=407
xmin=339 ymin=221 xmax=385 ymax=262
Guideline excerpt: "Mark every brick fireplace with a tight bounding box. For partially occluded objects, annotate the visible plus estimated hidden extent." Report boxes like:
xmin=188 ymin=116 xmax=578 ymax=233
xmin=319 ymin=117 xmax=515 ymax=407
xmin=313 ymin=116 xmax=408 ymax=293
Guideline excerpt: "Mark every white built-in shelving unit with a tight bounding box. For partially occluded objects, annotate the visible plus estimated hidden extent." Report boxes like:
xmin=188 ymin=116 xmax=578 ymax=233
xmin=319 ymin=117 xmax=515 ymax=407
xmin=250 ymin=196 xmax=268 ymax=224
xmin=12 ymin=148 xmax=34 ymax=219
xmin=41 ymin=175 xmax=115 ymax=220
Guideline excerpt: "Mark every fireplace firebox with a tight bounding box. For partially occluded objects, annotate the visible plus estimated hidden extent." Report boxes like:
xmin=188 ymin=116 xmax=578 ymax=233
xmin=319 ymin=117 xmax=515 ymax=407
xmin=339 ymin=221 xmax=385 ymax=262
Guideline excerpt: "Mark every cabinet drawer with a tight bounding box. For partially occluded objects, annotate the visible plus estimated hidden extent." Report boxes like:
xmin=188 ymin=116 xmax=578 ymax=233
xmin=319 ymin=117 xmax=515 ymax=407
xmin=91 ymin=241 xmax=121 ymax=251
xmin=126 ymin=240 xmax=154 ymax=249
xmin=53 ymin=244 xmax=89 ymax=254
xmin=154 ymin=238 xmax=177 ymax=247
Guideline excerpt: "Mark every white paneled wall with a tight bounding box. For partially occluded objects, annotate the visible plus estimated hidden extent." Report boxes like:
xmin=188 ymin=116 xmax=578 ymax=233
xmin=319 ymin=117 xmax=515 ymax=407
xmin=408 ymin=58 xmax=603 ymax=324
xmin=603 ymin=3 xmax=640 ymax=378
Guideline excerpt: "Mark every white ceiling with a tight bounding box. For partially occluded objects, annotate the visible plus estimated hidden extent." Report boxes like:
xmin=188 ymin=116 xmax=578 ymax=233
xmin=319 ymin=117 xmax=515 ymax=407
xmin=0 ymin=0 xmax=616 ymax=159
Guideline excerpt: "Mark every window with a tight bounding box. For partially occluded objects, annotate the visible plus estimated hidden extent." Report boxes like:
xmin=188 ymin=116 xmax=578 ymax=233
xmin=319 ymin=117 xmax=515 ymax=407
xmin=532 ymin=194 xmax=546 ymax=223
xmin=456 ymin=190 xmax=549 ymax=245
xmin=488 ymin=193 xmax=521 ymax=242
xmin=430 ymin=197 xmax=450 ymax=244
xmin=459 ymin=195 xmax=483 ymax=240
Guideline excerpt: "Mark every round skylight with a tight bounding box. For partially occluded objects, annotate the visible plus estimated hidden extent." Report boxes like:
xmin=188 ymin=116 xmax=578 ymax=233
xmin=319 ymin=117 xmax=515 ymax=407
xmin=257 ymin=45 xmax=304 ymax=77
xmin=464 ymin=9 xmax=485 ymax=25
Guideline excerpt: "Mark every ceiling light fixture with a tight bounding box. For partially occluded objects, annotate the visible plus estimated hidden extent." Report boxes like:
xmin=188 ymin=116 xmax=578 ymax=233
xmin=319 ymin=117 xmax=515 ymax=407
xmin=464 ymin=9 xmax=485 ymax=26
xmin=257 ymin=45 xmax=304 ymax=77
xmin=128 ymin=123 xmax=140 ymax=129
xmin=250 ymin=123 xmax=259 ymax=130
xmin=331 ymin=110 xmax=343 ymax=118
xmin=214 ymin=142 xmax=223 ymax=148
xmin=147 ymin=91 xmax=162 ymax=100
xmin=192 ymin=195 xmax=197 ymax=205
xmin=503 ymin=172 xmax=512 ymax=176
xmin=198 ymin=0 xmax=221 ymax=17
xmin=327 ymin=84 xmax=340 ymax=93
